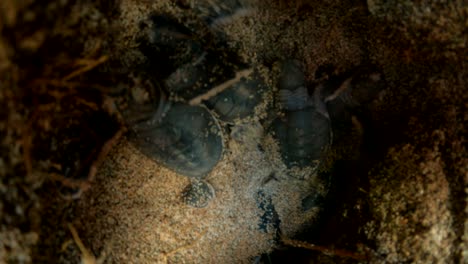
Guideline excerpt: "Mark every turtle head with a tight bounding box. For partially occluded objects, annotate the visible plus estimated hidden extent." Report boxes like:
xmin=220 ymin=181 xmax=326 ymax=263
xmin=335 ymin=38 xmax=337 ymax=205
xmin=277 ymin=60 xmax=329 ymax=118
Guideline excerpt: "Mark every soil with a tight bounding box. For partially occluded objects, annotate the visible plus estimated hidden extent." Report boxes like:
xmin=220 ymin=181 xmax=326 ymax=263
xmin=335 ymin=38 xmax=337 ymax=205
xmin=0 ymin=0 xmax=466 ymax=263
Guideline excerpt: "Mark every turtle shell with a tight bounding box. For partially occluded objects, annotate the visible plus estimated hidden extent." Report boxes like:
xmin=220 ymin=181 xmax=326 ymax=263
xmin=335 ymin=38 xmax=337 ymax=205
xmin=128 ymin=103 xmax=223 ymax=179
xmin=272 ymin=107 xmax=331 ymax=168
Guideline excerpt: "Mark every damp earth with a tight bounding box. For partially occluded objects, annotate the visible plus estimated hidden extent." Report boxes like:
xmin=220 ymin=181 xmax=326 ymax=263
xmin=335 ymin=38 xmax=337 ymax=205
xmin=0 ymin=0 xmax=467 ymax=263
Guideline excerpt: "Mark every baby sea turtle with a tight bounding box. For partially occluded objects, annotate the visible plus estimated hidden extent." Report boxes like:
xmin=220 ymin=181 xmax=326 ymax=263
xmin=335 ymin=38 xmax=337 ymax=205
xmin=254 ymin=61 xmax=386 ymax=243
xmin=123 ymin=12 xmax=265 ymax=207
xmin=252 ymin=61 xmax=333 ymax=235
xmin=121 ymin=80 xmax=223 ymax=207
xmin=271 ymin=60 xmax=332 ymax=169
xmin=145 ymin=14 xmax=246 ymax=100
xmin=270 ymin=62 xmax=385 ymax=171
xmin=118 ymin=75 xmax=223 ymax=180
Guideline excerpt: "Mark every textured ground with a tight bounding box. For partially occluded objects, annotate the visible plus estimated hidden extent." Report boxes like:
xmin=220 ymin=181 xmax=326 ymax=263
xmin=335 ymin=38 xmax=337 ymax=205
xmin=0 ymin=0 xmax=466 ymax=263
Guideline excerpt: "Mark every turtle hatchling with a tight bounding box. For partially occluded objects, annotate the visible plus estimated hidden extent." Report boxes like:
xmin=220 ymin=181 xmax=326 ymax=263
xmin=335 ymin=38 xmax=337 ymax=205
xmin=271 ymin=60 xmax=332 ymax=170
xmin=122 ymin=10 xmax=266 ymax=208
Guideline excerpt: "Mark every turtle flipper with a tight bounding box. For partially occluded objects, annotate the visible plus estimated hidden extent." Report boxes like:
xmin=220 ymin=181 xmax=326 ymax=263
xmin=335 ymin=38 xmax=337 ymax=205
xmin=256 ymin=190 xmax=280 ymax=234
xmin=183 ymin=180 xmax=216 ymax=208
xmin=325 ymin=70 xmax=385 ymax=120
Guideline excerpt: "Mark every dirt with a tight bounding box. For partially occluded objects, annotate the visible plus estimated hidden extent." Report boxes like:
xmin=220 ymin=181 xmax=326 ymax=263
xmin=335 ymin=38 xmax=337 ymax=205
xmin=0 ymin=0 xmax=467 ymax=263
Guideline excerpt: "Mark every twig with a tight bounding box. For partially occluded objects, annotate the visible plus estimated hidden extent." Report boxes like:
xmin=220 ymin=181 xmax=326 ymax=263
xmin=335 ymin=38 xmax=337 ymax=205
xmin=281 ymin=236 xmax=369 ymax=261
xmin=325 ymin=77 xmax=352 ymax=102
xmin=68 ymin=223 xmax=106 ymax=264
xmin=86 ymin=127 xmax=126 ymax=185
xmin=49 ymin=127 xmax=126 ymax=199
xmin=49 ymin=172 xmax=91 ymax=189
xmin=68 ymin=223 xmax=96 ymax=264
xmin=62 ymin=55 xmax=108 ymax=82
xmin=33 ymin=78 xmax=112 ymax=93
xmin=189 ymin=68 xmax=253 ymax=105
